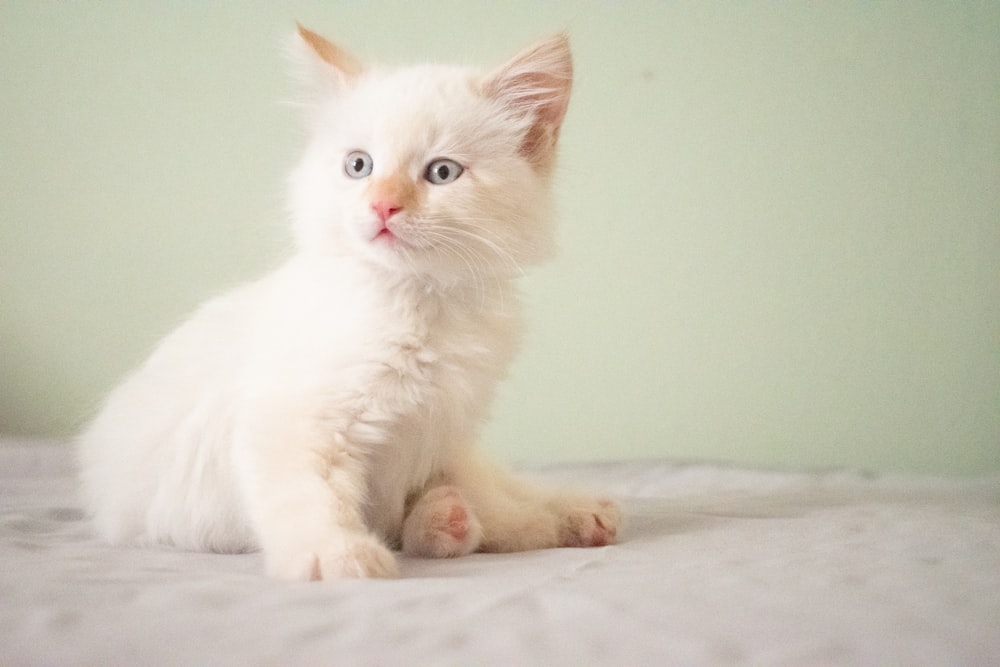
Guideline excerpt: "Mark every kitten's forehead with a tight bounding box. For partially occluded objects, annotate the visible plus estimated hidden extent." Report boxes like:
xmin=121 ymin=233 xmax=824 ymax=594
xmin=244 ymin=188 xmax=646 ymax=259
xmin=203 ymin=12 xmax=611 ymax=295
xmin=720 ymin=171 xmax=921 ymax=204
xmin=372 ymin=67 xmax=477 ymax=121
xmin=329 ymin=65 xmax=497 ymax=157
xmin=361 ymin=64 xmax=480 ymax=101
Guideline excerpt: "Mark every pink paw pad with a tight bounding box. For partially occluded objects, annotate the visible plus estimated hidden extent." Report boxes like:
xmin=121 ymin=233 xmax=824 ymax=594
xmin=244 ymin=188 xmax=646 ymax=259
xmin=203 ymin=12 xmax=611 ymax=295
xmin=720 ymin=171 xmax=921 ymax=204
xmin=561 ymin=499 xmax=620 ymax=548
xmin=445 ymin=503 xmax=469 ymax=542
xmin=401 ymin=486 xmax=483 ymax=558
xmin=584 ymin=513 xmax=614 ymax=546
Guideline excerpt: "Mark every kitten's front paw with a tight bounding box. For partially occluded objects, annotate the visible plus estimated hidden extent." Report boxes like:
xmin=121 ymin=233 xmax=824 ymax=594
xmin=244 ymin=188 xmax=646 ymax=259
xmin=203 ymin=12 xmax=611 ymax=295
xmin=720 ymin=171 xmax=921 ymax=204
xmin=401 ymin=485 xmax=483 ymax=558
xmin=269 ymin=533 xmax=399 ymax=581
xmin=558 ymin=497 xmax=621 ymax=548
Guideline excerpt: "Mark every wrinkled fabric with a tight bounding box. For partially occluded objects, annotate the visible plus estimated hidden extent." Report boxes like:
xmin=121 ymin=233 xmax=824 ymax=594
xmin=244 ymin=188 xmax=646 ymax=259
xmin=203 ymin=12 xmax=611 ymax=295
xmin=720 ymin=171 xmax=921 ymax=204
xmin=2 ymin=440 xmax=998 ymax=666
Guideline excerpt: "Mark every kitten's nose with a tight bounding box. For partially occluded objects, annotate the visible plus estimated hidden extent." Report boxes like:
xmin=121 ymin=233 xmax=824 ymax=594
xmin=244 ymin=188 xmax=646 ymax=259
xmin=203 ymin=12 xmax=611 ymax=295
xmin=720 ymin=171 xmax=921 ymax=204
xmin=371 ymin=201 xmax=402 ymax=224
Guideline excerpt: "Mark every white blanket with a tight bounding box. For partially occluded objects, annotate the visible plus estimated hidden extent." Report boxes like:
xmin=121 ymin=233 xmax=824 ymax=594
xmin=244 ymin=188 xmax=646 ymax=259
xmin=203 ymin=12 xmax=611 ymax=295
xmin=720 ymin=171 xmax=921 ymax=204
xmin=2 ymin=439 xmax=998 ymax=666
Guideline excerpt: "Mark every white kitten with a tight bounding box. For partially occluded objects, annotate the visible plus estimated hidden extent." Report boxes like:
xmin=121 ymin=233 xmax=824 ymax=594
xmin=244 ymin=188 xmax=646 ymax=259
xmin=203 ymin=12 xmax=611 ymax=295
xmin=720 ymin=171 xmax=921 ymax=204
xmin=78 ymin=26 xmax=619 ymax=580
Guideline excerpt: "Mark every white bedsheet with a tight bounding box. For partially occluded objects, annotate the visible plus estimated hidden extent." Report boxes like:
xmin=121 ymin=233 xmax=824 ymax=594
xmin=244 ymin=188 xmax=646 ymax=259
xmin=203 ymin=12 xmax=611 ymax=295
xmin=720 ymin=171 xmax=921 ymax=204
xmin=1 ymin=438 xmax=998 ymax=666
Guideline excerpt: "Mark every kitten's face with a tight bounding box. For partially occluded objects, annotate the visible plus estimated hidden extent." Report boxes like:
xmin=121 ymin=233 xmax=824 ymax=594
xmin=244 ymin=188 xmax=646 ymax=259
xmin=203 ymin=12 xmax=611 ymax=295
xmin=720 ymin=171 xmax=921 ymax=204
xmin=290 ymin=30 xmax=572 ymax=284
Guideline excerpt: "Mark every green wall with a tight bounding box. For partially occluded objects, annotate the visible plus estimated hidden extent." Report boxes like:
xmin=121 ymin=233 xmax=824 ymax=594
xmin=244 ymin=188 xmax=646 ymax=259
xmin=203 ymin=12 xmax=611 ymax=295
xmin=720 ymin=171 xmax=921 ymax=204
xmin=2 ymin=2 xmax=998 ymax=474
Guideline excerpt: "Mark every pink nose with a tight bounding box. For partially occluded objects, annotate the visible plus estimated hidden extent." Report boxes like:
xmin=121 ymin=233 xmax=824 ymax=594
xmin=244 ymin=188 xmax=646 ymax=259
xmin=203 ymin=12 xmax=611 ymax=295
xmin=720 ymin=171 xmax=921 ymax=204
xmin=371 ymin=201 xmax=402 ymax=224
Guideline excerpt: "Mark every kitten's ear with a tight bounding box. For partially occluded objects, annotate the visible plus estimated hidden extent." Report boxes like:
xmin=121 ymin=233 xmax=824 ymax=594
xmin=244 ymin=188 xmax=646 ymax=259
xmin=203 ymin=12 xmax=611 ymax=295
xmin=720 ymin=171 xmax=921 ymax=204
xmin=291 ymin=24 xmax=363 ymax=92
xmin=484 ymin=34 xmax=573 ymax=168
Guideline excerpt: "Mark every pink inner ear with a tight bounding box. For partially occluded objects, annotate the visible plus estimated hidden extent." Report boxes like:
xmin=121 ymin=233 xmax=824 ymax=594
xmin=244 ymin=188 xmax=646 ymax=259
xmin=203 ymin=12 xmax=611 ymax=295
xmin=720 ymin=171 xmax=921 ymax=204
xmin=515 ymin=83 xmax=570 ymax=165
xmin=485 ymin=35 xmax=573 ymax=166
xmin=517 ymin=78 xmax=569 ymax=162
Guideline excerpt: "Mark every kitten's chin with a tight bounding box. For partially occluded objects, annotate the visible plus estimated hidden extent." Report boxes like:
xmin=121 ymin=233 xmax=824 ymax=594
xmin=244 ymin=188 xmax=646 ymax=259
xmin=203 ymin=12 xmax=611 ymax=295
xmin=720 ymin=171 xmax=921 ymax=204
xmin=342 ymin=217 xmax=532 ymax=285
xmin=355 ymin=240 xmax=469 ymax=286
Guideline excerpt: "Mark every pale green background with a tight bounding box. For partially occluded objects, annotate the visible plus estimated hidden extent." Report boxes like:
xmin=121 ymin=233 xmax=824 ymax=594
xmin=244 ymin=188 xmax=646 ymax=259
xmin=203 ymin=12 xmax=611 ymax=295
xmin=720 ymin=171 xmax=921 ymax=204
xmin=2 ymin=2 xmax=998 ymax=475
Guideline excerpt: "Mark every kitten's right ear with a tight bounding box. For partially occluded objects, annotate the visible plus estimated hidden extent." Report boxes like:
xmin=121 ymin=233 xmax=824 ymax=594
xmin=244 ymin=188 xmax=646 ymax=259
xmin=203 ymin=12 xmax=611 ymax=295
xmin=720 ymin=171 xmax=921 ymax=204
xmin=484 ymin=34 xmax=573 ymax=170
xmin=291 ymin=25 xmax=363 ymax=92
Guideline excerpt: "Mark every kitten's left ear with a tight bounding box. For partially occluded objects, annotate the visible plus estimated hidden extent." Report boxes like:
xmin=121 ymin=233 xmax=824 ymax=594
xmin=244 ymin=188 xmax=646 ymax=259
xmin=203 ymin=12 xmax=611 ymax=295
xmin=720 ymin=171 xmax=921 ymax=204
xmin=291 ymin=24 xmax=363 ymax=92
xmin=484 ymin=34 xmax=573 ymax=169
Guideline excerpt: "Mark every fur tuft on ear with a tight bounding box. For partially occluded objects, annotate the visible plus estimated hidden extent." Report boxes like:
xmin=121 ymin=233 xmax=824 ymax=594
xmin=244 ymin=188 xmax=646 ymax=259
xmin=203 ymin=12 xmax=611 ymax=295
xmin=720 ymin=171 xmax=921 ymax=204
xmin=290 ymin=24 xmax=363 ymax=92
xmin=483 ymin=34 xmax=573 ymax=168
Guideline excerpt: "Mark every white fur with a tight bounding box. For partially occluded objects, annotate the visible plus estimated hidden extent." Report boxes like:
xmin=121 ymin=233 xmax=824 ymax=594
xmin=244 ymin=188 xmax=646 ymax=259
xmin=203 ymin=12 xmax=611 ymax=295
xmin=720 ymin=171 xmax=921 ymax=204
xmin=78 ymin=29 xmax=619 ymax=580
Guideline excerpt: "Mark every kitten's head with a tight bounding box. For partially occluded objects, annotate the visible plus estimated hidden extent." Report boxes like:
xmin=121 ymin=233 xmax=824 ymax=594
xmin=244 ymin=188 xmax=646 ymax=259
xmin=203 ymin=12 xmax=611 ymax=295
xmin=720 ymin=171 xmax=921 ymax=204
xmin=288 ymin=26 xmax=572 ymax=284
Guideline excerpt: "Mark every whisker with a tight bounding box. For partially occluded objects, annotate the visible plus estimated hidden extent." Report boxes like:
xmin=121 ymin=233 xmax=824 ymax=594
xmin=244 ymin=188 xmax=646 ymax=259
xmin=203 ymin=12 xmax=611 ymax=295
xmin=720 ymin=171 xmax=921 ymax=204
xmin=418 ymin=216 xmax=527 ymax=279
xmin=417 ymin=228 xmax=494 ymax=304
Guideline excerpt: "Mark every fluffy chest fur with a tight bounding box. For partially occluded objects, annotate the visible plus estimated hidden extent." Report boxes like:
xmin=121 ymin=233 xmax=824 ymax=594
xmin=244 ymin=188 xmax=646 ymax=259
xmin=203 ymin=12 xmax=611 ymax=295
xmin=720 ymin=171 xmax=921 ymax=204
xmin=237 ymin=257 xmax=522 ymax=542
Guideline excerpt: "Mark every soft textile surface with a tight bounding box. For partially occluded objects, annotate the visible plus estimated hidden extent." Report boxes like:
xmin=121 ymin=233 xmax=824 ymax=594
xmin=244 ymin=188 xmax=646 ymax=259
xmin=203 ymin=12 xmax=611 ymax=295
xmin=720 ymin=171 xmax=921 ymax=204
xmin=2 ymin=439 xmax=998 ymax=666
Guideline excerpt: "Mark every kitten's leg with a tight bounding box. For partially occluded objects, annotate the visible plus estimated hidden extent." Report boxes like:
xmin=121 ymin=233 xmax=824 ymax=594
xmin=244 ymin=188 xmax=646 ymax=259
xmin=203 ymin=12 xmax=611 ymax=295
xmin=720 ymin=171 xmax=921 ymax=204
xmin=400 ymin=485 xmax=483 ymax=558
xmin=235 ymin=400 xmax=397 ymax=581
xmin=451 ymin=452 xmax=621 ymax=553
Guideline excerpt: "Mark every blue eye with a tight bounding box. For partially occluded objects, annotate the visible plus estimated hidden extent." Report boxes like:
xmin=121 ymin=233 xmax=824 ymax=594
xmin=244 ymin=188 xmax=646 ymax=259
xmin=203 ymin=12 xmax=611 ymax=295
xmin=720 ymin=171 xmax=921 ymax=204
xmin=424 ymin=158 xmax=463 ymax=185
xmin=345 ymin=151 xmax=373 ymax=178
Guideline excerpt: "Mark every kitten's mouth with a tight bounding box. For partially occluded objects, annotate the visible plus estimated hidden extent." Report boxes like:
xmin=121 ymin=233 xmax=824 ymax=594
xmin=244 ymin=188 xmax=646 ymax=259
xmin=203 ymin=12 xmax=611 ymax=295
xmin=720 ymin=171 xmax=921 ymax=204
xmin=372 ymin=225 xmax=409 ymax=250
